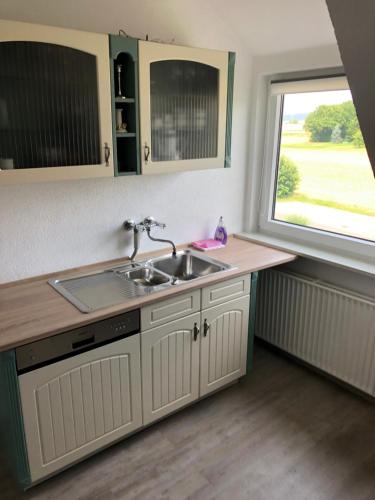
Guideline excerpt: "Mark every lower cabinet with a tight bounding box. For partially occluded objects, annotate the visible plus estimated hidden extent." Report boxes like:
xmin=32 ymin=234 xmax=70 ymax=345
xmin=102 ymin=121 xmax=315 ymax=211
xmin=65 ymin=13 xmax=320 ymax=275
xmin=141 ymin=289 xmax=250 ymax=424
xmin=19 ymin=336 xmax=142 ymax=483
xmin=12 ymin=275 xmax=251 ymax=486
xmin=200 ymin=295 xmax=250 ymax=396
xmin=141 ymin=312 xmax=201 ymax=425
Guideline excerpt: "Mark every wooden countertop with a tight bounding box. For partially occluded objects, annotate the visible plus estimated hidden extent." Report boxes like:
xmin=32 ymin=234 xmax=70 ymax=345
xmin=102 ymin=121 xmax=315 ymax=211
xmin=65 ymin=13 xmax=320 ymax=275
xmin=0 ymin=236 xmax=296 ymax=352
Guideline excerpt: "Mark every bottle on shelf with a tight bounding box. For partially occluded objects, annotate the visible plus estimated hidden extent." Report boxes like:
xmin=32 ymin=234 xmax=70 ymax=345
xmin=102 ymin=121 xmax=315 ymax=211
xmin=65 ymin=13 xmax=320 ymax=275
xmin=116 ymin=109 xmax=128 ymax=132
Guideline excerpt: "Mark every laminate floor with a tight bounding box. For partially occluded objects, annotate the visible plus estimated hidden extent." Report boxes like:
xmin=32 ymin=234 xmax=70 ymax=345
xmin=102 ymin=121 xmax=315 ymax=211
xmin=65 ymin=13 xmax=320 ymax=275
xmin=1 ymin=344 xmax=375 ymax=500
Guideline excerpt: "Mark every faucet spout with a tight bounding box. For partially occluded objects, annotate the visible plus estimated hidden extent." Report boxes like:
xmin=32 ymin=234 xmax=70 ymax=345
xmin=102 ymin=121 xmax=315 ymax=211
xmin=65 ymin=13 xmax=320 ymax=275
xmin=124 ymin=219 xmax=144 ymax=261
xmin=124 ymin=216 xmax=176 ymax=260
xmin=129 ymin=227 xmax=140 ymax=261
xmin=146 ymin=227 xmax=177 ymax=256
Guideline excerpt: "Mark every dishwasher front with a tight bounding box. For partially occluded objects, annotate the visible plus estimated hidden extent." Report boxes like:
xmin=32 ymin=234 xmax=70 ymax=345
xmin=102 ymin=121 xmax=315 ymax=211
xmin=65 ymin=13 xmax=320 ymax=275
xmin=16 ymin=310 xmax=143 ymax=484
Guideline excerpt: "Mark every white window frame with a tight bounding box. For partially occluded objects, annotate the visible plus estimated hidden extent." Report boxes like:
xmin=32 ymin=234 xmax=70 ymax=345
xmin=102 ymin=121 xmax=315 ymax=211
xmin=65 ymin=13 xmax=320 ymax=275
xmin=258 ymin=71 xmax=375 ymax=262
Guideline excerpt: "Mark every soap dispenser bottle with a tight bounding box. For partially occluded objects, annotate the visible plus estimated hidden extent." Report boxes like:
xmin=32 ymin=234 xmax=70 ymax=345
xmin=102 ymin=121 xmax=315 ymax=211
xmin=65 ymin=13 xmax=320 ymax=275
xmin=214 ymin=216 xmax=228 ymax=245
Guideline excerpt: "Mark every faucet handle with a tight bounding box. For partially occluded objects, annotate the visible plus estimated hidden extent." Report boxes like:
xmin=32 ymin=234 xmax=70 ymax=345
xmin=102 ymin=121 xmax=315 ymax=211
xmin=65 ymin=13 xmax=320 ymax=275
xmin=124 ymin=219 xmax=146 ymax=232
xmin=143 ymin=216 xmax=166 ymax=229
xmin=124 ymin=219 xmax=135 ymax=231
xmin=143 ymin=216 xmax=155 ymax=227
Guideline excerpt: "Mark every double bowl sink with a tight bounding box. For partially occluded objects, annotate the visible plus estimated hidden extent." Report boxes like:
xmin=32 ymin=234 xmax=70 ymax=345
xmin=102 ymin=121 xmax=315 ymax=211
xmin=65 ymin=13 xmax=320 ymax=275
xmin=49 ymin=250 xmax=234 ymax=313
xmin=120 ymin=251 xmax=231 ymax=287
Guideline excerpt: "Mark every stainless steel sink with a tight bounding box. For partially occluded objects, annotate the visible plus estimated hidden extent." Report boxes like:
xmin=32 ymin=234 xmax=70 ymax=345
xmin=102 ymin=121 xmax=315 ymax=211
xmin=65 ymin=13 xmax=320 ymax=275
xmin=147 ymin=250 xmax=233 ymax=282
xmin=48 ymin=250 xmax=235 ymax=313
xmin=116 ymin=266 xmax=171 ymax=287
xmin=48 ymin=263 xmax=171 ymax=313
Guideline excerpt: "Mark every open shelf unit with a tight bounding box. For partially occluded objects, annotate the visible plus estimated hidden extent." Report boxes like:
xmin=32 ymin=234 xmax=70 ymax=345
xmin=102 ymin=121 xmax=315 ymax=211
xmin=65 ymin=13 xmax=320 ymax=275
xmin=109 ymin=35 xmax=140 ymax=176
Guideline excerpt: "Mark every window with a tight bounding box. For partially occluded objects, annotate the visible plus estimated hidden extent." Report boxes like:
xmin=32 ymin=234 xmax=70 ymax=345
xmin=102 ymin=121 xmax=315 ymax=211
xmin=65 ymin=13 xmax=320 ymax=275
xmin=259 ymin=73 xmax=375 ymax=259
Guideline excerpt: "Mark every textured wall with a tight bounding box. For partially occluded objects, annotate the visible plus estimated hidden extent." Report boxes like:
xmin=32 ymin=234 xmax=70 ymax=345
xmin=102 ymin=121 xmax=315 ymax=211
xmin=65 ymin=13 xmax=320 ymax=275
xmin=0 ymin=7 xmax=252 ymax=283
xmin=0 ymin=167 xmax=248 ymax=282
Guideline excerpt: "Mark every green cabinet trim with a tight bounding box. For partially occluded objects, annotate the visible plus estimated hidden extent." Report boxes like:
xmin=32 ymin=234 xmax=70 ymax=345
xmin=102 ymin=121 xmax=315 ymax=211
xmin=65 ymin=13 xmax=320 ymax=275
xmin=109 ymin=37 xmax=234 ymax=175
xmin=0 ymin=350 xmax=31 ymax=489
xmin=109 ymin=35 xmax=141 ymax=176
xmin=225 ymin=51 xmax=235 ymax=168
xmin=247 ymin=272 xmax=259 ymax=371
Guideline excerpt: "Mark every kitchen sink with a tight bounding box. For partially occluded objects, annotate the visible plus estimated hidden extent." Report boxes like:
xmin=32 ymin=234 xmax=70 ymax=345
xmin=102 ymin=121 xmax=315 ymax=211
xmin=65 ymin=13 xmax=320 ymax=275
xmin=117 ymin=266 xmax=171 ymax=287
xmin=48 ymin=263 xmax=171 ymax=313
xmin=48 ymin=250 xmax=235 ymax=313
xmin=147 ymin=249 xmax=233 ymax=282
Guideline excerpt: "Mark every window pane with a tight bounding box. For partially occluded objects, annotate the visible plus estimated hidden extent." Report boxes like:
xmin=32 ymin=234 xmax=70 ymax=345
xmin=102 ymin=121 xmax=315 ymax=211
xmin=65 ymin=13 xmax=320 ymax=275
xmin=150 ymin=60 xmax=219 ymax=162
xmin=273 ymin=89 xmax=375 ymax=242
xmin=0 ymin=42 xmax=100 ymax=169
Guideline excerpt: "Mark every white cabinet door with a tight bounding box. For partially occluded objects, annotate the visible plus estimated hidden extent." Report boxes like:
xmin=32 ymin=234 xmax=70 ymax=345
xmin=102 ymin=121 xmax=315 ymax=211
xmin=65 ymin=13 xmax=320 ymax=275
xmin=141 ymin=313 xmax=201 ymax=425
xmin=139 ymin=40 xmax=228 ymax=174
xmin=19 ymin=336 xmax=142 ymax=483
xmin=0 ymin=20 xmax=113 ymax=184
xmin=200 ymin=295 xmax=250 ymax=397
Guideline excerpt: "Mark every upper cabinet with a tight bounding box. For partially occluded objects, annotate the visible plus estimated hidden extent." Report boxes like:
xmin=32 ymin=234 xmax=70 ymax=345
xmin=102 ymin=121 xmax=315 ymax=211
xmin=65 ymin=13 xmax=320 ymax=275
xmin=0 ymin=20 xmax=235 ymax=184
xmin=138 ymin=41 xmax=233 ymax=175
xmin=0 ymin=20 xmax=114 ymax=184
xmin=109 ymin=35 xmax=141 ymax=176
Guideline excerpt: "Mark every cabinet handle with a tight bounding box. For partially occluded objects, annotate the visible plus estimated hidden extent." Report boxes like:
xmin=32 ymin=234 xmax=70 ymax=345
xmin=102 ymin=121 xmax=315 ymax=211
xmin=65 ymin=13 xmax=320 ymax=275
xmin=193 ymin=322 xmax=199 ymax=341
xmin=104 ymin=142 xmax=111 ymax=166
xmin=144 ymin=143 xmax=150 ymax=163
xmin=203 ymin=319 xmax=210 ymax=337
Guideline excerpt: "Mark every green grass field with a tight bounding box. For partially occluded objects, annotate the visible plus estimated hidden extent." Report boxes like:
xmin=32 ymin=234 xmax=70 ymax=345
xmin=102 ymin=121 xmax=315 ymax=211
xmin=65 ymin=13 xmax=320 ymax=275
xmin=282 ymin=141 xmax=359 ymax=151
xmin=282 ymin=130 xmax=361 ymax=150
xmin=279 ymin=129 xmax=375 ymax=215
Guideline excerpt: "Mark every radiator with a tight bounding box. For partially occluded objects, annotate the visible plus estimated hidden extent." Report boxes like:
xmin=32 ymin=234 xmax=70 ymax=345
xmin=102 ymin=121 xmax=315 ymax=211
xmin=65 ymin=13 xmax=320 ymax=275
xmin=256 ymin=269 xmax=375 ymax=396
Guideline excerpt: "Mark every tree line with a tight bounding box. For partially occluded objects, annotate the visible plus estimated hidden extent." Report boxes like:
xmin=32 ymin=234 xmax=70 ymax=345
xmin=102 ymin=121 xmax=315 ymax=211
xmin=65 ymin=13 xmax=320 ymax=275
xmin=304 ymin=101 xmax=364 ymax=147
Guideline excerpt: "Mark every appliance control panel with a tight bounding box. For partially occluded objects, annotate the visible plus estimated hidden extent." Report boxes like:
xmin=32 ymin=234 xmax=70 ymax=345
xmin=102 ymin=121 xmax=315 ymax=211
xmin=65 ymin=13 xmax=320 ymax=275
xmin=16 ymin=309 xmax=140 ymax=372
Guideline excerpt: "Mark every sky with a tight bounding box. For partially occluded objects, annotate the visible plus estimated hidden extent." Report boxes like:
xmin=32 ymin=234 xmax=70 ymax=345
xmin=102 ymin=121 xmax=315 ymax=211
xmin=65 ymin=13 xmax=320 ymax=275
xmin=283 ymin=89 xmax=353 ymax=115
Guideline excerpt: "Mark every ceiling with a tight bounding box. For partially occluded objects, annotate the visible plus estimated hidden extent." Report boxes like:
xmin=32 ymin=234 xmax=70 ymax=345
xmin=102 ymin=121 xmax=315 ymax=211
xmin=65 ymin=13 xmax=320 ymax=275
xmin=0 ymin=0 xmax=337 ymax=55
xmin=208 ymin=0 xmax=337 ymax=54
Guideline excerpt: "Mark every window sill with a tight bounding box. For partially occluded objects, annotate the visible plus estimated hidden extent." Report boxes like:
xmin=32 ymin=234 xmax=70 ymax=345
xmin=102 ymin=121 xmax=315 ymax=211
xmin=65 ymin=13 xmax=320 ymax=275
xmin=235 ymin=232 xmax=375 ymax=277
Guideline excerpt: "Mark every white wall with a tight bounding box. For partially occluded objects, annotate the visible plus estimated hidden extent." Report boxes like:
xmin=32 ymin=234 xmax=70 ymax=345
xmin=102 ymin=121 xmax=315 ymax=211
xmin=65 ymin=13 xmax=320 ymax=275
xmin=0 ymin=6 xmax=252 ymax=283
xmin=282 ymin=258 xmax=375 ymax=298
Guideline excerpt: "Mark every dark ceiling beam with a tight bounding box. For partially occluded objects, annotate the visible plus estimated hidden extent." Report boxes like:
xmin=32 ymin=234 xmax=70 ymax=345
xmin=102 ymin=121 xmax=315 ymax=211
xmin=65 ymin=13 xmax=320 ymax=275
xmin=326 ymin=0 xmax=375 ymax=176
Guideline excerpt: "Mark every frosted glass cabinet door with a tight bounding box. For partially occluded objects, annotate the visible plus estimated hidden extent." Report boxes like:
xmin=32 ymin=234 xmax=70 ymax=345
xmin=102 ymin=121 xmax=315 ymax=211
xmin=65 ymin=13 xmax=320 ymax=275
xmin=0 ymin=20 xmax=114 ymax=184
xmin=139 ymin=41 xmax=228 ymax=174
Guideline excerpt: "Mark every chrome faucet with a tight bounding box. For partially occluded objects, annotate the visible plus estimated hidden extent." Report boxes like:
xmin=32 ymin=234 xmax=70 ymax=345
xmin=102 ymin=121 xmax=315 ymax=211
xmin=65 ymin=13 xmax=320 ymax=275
xmin=123 ymin=219 xmax=144 ymax=261
xmin=124 ymin=216 xmax=177 ymax=261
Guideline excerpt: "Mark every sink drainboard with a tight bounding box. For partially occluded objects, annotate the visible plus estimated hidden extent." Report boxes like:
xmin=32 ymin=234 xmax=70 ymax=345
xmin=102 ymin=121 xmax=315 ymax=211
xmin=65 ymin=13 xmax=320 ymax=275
xmin=48 ymin=266 xmax=169 ymax=313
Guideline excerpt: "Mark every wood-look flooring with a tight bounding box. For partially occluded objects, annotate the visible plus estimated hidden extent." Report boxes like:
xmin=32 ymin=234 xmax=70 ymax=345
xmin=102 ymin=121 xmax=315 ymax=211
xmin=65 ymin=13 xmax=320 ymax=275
xmin=1 ymin=344 xmax=375 ymax=500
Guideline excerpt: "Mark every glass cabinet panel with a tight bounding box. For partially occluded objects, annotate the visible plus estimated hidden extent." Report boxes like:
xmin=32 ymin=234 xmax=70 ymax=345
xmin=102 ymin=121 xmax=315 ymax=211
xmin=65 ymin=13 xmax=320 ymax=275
xmin=139 ymin=41 xmax=228 ymax=174
xmin=0 ymin=41 xmax=100 ymax=169
xmin=0 ymin=19 xmax=113 ymax=184
xmin=150 ymin=60 xmax=219 ymax=162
